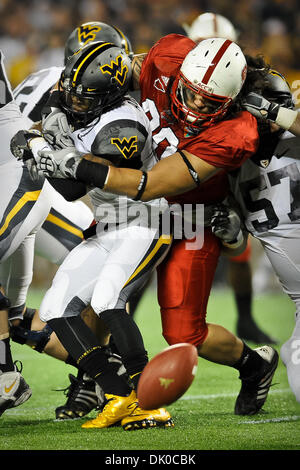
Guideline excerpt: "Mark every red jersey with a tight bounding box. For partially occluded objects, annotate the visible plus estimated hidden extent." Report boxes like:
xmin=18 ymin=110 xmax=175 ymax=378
xmin=139 ymin=34 xmax=259 ymax=205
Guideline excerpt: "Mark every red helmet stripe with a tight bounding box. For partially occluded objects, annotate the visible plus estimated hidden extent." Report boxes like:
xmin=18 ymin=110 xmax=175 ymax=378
xmin=202 ymin=39 xmax=232 ymax=85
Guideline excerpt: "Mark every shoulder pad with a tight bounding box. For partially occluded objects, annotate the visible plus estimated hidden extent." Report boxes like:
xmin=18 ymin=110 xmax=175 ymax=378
xmin=91 ymin=119 xmax=147 ymax=165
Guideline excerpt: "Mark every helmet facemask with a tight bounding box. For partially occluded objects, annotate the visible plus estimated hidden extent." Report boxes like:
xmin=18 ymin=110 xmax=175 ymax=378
xmin=59 ymin=75 xmax=123 ymax=128
xmin=170 ymin=38 xmax=247 ymax=131
xmin=171 ymin=72 xmax=232 ymax=130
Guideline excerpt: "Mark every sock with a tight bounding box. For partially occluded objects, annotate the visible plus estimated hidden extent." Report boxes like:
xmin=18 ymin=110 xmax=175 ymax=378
xmin=78 ymin=346 xmax=131 ymax=396
xmin=232 ymin=342 xmax=265 ymax=379
xmin=100 ymin=309 xmax=148 ymax=382
xmin=65 ymin=354 xmax=78 ymax=368
xmin=48 ymin=316 xmax=132 ymax=396
xmin=0 ymin=338 xmax=14 ymax=372
xmin=235 ymin=293 xmax=252 ymax=321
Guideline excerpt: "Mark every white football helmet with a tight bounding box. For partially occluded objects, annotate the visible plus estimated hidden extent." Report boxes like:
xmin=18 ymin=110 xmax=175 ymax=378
xmin=184 ymin=12 xmax=238 ymax=43
xmin=170 ymin=38 xmax=247 ymax=129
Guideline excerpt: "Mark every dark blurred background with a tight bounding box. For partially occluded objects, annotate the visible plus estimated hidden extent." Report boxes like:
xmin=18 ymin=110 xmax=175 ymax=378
xmin=1 ymin=0 xmax=300 ymax=94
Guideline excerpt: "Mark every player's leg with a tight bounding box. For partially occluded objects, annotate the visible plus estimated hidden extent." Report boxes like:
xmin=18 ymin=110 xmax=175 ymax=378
xmin=39 ymin=236 xmax=137 ymax=424
xmin=262 ymin=240 xmax=300 ymax=403
xmin=0 ymin=50 xmax=42 ymax=415
xmin=35 ymin=195 xmax=94 ymax=266
xmin=83 ymin=224 xmax=173 ymax=430
xmin=0 ymin=285 xmax=31 ymax=416
xmin=228 ymin=238 xmax=277 ymax=344
xmin=157 ymin=228 xmax=278 ymax=415
xmin=9 ymin=304 xmax=111 ymax=420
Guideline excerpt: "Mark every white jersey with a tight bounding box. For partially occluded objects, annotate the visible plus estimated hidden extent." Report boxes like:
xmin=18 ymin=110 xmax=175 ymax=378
xmin=13 ymin=66 xmax=63 ymax=127
xmin=39 ymin=98 xmax=172 ymax=322
xmin=229 ymin=131 xmax=300 ymax=245
xmin=11 ymin=67 xmax=94 ymax=268
xmin=71 ymin=96 xmax=168 ymax=224
xmin=229 ymin=131 xmax=300 ymax=404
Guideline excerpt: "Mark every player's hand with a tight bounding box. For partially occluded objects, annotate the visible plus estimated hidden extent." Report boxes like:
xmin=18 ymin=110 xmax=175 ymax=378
xmin=10 ymin=129 xmax=50 ymax=180
xmin=210 ymin=203 xmax=241 ymax=243
xmin=10 ymin=129 xmax=44 ymax=161
xmin=42 ymin=108 xmax=74 ymax=149
xmin=242 ymin=92 xmax=280 ymax=121
xmin=37 ymin=147 xmax=83 ymax=179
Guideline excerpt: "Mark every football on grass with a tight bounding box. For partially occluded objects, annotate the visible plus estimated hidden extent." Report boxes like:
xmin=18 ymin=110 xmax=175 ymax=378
xmin=137 ymin=343 xmax=198 ymax=409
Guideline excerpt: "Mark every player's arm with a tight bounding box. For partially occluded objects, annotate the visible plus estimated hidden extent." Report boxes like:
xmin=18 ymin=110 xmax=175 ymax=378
xmin=289 ymin=112 xmax=300 ymax=137
xmin=79 ymin=149 xmax=220 ymax=201
xmin=131 ymin=54 xmax=147 ymax=90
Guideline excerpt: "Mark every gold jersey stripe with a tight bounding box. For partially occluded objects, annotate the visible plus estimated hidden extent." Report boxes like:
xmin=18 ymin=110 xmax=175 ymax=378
xmin=0 ymin=190 xmax=41 ymax=237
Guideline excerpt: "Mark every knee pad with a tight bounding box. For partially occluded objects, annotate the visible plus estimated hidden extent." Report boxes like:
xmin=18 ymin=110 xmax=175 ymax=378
xmin=8 ymin=303 xmax=25 ymax=322
xmin=10 ymin=324 xmax=53 ymax=353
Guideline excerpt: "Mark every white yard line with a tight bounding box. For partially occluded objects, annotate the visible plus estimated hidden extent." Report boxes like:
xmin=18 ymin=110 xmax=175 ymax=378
xmin=180 ymin=387 xmax=292 ymax=401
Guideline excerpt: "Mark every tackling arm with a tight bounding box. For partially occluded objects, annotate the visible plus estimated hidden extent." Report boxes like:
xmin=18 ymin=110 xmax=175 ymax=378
xmin=83 ymin=150 xmax=220 ymax=201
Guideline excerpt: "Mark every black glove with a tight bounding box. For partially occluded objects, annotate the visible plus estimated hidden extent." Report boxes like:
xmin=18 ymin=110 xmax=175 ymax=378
xmin=211 ymin=203 xmax=241 ymax=243
xmin=10 ymin=129 xmax=43 ymax=161
xmin=242 ymin=92 xmax=280 ymax=122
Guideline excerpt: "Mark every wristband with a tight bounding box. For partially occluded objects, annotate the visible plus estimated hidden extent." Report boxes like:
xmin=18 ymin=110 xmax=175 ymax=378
xmin=76 ymin=158 xmax=109 ymax=189
xmin=133 ymin=171 xmax=148 ymax=201
xmin=275 ymin=107 xmax=297 ymax=130
xmin=222 ymin=229 xmax=244 ymax=249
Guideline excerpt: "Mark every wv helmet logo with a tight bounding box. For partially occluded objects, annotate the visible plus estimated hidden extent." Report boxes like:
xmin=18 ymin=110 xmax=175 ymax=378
xmin=100 ymin=55 xmax=128 ymax=86
xmin=111 ymin=136 xmax=138 ymax=159
xmin=78 ymin=24 xmax=102 ymax=46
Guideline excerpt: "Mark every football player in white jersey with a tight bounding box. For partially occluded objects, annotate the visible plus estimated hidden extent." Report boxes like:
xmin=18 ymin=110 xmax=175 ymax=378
xmin=0 ymin=50 xmax=60 ymax=416
xmin=5 ymin=22 xmax=135 ymax=421
xmin=213 ymin=70 xmax=300 ymax=403
xmin=12 ymin=21 xmax=133 ymax=271
xmin=13 ymin=41 xmax=173 ymax=431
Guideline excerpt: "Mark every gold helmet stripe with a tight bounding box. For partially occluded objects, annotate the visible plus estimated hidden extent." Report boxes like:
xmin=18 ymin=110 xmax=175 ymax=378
xmin=72 ymin=42 xmax=112 ymax=86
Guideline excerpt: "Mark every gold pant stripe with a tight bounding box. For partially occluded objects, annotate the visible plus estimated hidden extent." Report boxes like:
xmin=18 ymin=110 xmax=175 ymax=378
xmin=123 ymin=234 xmax=172 ymax=288
xmin=0 ymin=190 xmax=41 ymax=237
xmin=45 ymin=213 xmax=84 ymax=239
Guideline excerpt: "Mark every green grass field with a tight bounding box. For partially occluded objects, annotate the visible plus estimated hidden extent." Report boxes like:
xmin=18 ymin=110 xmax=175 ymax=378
xmin=1 ymin=286 xmax=300 ymax=454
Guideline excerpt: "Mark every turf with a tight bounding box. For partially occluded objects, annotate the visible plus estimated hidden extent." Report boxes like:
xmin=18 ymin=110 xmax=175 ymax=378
xmin=1 ymin=286 xmax=300 ymax=454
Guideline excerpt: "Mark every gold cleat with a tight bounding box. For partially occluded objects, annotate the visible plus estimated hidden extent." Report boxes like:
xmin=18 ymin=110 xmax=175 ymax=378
xmin=121 ymin=405 xmax=174 ymax=431
xmin=82 ymin=390 xmax=137 ymax=429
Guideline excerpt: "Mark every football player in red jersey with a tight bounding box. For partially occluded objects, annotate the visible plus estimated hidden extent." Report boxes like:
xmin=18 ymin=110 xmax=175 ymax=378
xmin=183 ymin=12 xmax=277 ymax=345
xmin=34 ymin=34 xmax=279 ymax=416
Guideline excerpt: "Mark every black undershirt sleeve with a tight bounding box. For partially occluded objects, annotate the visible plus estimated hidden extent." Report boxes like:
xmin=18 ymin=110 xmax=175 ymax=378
xmin=47 ymin=177 xmax=88 ymax=201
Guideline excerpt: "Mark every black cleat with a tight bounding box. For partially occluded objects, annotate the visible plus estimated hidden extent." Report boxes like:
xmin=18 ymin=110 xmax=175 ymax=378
xmin=237 ymin=320 xmax=278 ymax=345
xmin=55 ymin=371 xmax=103 ymax=420
xmin=234 ymin=346 xmax=279 ymax=415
